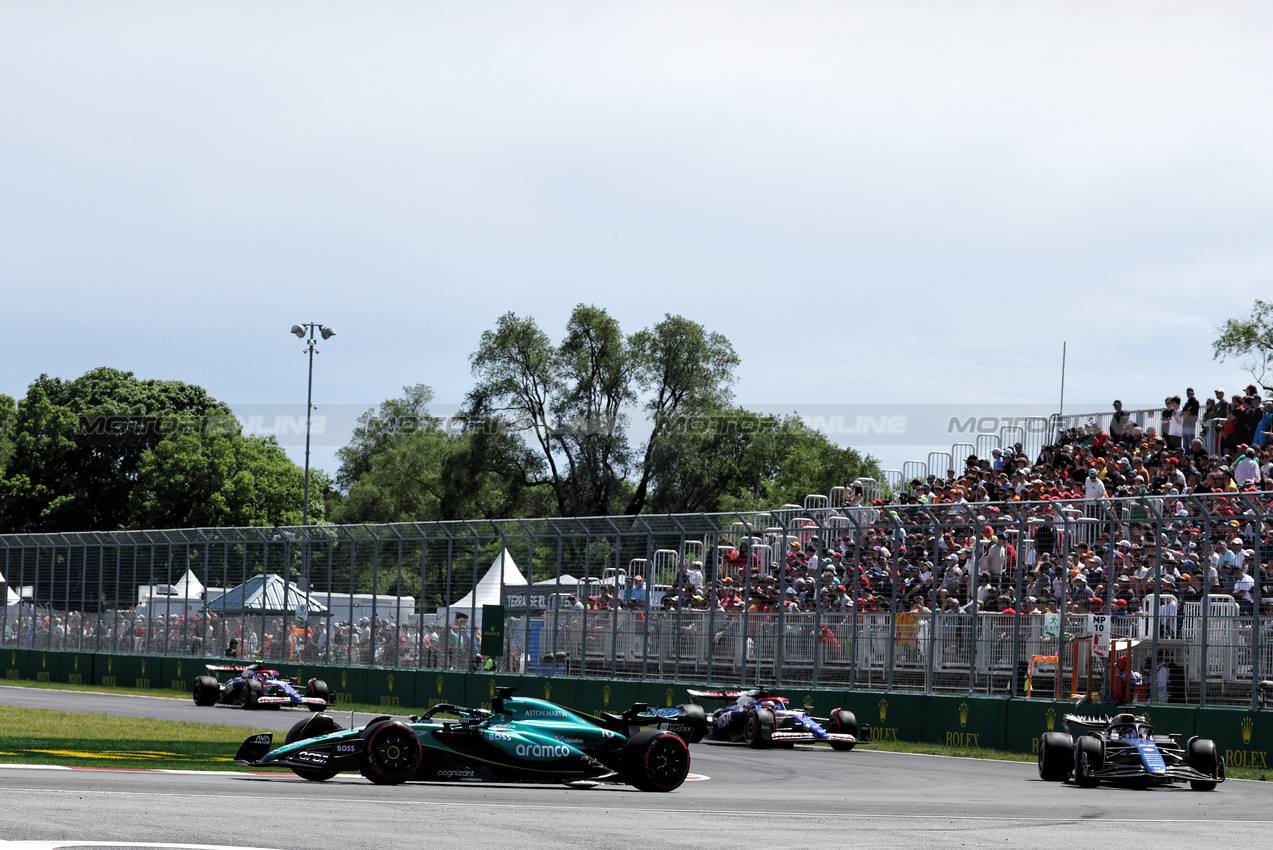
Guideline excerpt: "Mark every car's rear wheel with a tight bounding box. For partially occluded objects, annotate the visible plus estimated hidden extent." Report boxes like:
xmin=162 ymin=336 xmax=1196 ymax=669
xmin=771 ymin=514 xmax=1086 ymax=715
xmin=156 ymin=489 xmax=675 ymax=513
xmin=1074 ymin=737 xmax=1104 ymax=788
xmin=308 ymin=679 xmax=331 ymax=711
xmin=1038 ymin=731 xmax=1074 ymax=781
xmin=827 ymin=708 xmax=858 ymax=751
xmin=1189 ymin=738 xmax=1220 ymax=791
xmin=241 ymin=677 xmax=262 ymax=710
xmin=622 ymin=729 xmax=690 ymax=792
xmin=192 ymin=676 xmax=220 ymax=707
xmin=675 ymin=703 xmax=708 ymax=743
xmin=284 ymin=713 xmax=345 ymax=781
xmin=359 ymin=721 xmax=422 ymax=785
xmin=743 ymin=708 xmax=775 ymax=749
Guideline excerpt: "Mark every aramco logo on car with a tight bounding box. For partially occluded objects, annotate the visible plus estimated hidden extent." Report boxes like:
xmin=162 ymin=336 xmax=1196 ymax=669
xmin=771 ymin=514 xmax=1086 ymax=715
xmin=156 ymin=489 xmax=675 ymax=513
xmin=516 ymin=743 xmax=570 ymax=759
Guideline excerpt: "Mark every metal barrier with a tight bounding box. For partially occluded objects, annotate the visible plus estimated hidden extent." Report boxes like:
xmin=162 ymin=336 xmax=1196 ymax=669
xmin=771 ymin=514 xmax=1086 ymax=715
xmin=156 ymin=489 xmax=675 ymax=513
xmin=1 ymin=492 xmax=1269 ymax=708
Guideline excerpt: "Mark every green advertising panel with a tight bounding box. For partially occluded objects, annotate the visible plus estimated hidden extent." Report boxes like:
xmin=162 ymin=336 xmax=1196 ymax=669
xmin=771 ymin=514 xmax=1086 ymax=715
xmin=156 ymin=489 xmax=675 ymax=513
xmin=415 ymin=670 xmax=469 ymax=710
xmin=1196 ymin=706 xmax=1272 ymax=771
xmin=1005 ymin=698 xmax=1068 ymax=755
xmin=921 ymin=695 xmax=1007 ymax=751
xmin=5 ymin=648 xmax=31 ymax=681
xmin=837 ymin=690 xmax=924 ymax=744
xmin=363 ymin=666 xmax=415 ymax=711
xmin=159 ymin=656 xmax=198 ymax=693
xmin=32 ymin=649 xmax=55 ymax=683
xmin=324 ymin=665 xmax=366 ymax=706
xmin=481 ymin=605 xmax=505 ymax=656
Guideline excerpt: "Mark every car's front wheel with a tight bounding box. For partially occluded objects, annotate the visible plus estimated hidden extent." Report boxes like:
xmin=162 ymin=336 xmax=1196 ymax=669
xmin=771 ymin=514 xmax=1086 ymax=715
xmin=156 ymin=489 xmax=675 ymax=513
xmin=827 ymin=709 xmax=858 ymax=751
xmin=359 ymin=721 xmax=422 ymax=785
xmin=1074 ymin=737 xmax=1103 ymax=788
xmin=241 ymin=677 xmax=262 ymax=710
xmin=622 ymin=729 xmax=690 ymax=792
xmin=308 ymin=679 xmax=331 ymax=711
xmin=284 ymin=713 xmax=345 ymax=781
xmin=1189 ymin=738 xmax=1221 ymax=791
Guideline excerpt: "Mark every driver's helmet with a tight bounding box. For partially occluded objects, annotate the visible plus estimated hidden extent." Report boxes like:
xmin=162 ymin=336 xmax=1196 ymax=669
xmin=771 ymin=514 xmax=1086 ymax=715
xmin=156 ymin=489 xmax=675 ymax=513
xmin=1110 ymin=713 xmax=1139 ymax=738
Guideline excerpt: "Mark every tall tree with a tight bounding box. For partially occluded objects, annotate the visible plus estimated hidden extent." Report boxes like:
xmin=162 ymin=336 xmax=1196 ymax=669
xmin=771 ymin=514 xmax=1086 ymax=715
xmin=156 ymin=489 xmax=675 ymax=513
xmin=468 ymin=305 xmax=635 ymax=517
xmin=553 ymin=306 xmax=634 ymax=517
xmin=1213 ymin=299 xmax=1273 ymax=391
xmin=467 ymin=313 xmax=567 ymax=512
xmin=625 ymin=315 xmax=738 ymax=515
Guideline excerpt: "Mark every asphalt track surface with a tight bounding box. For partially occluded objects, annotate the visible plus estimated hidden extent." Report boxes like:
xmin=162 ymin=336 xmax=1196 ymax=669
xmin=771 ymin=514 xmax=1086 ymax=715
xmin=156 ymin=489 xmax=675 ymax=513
xmin=1 ymin=688 xmax=1270 ymax=849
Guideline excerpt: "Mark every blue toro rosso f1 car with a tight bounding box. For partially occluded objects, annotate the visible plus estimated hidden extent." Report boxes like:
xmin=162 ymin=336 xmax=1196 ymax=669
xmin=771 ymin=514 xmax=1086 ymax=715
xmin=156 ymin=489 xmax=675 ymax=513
xmin=233 ymin=687 xmax=690 ymax=792
xmin=671 ymin=688 xmax=867 ymax=750
xmin=192 ymin=663 xmax=330 ymax=711
xmin=1038 ymin=712 xmax=1225 ymax=790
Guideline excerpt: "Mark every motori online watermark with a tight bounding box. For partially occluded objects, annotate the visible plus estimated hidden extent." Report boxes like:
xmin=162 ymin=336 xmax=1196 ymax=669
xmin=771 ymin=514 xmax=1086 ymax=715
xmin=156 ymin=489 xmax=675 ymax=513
xmin=77 ymin=403 xmax=1142 ymax=448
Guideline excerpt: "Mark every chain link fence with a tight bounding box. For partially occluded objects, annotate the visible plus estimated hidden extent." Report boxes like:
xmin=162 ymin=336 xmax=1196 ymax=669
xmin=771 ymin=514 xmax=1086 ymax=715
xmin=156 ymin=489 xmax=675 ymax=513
xmin=2 ymin=492 xmax=1270 ymax=708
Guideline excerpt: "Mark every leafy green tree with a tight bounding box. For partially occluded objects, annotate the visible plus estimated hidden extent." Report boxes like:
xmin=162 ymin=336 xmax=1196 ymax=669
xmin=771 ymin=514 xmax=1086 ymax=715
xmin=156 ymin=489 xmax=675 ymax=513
xmin=333 ymin=385 xmax=552 ymax=523
xmin=0 ymin=368 xmax=316 ymax=532
xmin=645 ymin=406 xmax=879 ymax=515
xmin=467 ymin=306 xmax=738 ymax=517
xmin=0 ymin=394 xmax=16 ymax=475
xmin=1213 ymin=299 xmax=1273 ymax=391
xmin=129 ymin=421 xmax=321 ymax=528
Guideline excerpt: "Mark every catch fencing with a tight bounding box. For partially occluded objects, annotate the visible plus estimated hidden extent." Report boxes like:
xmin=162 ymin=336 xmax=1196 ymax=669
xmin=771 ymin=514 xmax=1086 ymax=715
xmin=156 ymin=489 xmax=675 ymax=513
xmin=1 ymin=491 xmax=1270 ymax=709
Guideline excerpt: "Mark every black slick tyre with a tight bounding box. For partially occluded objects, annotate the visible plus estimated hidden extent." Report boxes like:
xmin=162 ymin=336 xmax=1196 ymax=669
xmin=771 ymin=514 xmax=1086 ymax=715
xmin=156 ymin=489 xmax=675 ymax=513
xmin=677 ymin=703 xmax=708 ymax=743
xmin=622 ymin=729 xmax=690 ymax=792
xmin=743 ymin=708 xmax=775 ymax=749
xmin=1074 ymin=737 xmax=1103 ymax=788
xmin=1188 ymin=738 xmax=1220 ymax=791
xmin=1038 ymin=731 xmax=1074 ymax=781
xmin=284 ymin=713 xmax=345 ymax=781
xmin=359 ymin=721 xmax=422 ymax=785
xmin=192 ymin=676 xmax=220 ymax=707
xmin=241 ymin=677 xmax=262 ymax=710
xmin=308 ymin=678 xmax=331 ymax=710
xmin=827 ymin=709 xmax=858 ymax=751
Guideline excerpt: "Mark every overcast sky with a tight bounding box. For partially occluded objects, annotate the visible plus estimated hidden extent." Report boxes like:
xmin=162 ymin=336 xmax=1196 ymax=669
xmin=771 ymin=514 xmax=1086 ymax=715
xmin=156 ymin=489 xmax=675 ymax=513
xmin=3 ymin=2 xmax=1269 ymax=474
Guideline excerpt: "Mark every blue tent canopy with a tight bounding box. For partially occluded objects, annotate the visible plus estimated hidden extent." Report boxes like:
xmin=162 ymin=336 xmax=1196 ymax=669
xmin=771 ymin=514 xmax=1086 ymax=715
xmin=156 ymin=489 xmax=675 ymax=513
xmin=206 ymin=574 xmax=329 ymax=616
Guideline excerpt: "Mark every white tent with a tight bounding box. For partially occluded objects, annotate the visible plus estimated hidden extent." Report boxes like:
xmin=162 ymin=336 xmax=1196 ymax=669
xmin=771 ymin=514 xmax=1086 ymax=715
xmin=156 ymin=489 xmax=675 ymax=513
xmin=436 ymin=549 xmax=527 ymax=629
xmin=137 ymin=569 xmax=205 ymax=605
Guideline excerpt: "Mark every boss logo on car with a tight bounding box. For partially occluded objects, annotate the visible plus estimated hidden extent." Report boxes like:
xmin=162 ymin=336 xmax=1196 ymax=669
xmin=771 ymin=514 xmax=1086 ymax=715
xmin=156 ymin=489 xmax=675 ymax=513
xmin=335 ymin=744 xmax=357 ymax=754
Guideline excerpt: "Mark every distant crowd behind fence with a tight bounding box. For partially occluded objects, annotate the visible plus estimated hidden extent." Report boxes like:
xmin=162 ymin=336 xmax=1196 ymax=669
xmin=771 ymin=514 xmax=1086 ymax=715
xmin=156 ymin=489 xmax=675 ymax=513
xmin=2 ymin=491 xmax=1270 ymax=709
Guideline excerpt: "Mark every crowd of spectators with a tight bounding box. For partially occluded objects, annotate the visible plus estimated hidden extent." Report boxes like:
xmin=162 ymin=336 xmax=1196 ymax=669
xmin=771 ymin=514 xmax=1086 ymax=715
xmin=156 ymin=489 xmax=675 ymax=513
xmin=568 ymin=383 xmax=1273 ymax=628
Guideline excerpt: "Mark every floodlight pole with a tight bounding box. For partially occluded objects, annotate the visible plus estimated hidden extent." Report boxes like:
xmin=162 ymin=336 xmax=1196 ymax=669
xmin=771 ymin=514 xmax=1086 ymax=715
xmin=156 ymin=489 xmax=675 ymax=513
xmin=289 ymin=322 xmax=336 ymax=528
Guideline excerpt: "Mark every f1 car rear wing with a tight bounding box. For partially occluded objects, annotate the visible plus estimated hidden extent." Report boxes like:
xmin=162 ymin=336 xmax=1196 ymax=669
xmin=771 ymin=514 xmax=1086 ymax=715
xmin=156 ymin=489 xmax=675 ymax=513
xmin=205 ymin=664 xmax=250 ymax=674
xmin=686 ymin=687 xmax=770 ymax=702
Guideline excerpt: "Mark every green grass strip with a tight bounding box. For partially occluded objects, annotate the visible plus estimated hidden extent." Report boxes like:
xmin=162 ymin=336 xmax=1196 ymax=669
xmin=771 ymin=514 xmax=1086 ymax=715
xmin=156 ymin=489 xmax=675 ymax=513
xmin=0 ymin=705 xmax=287 ymax=772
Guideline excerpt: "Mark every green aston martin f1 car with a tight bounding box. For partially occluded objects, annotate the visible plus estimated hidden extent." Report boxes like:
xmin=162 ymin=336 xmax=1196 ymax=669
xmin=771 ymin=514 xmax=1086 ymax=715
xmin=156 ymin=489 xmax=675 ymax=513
xmin=233 ymin=687 xmax=691 ymax=792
